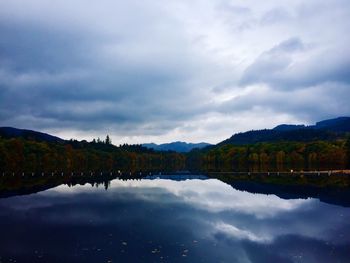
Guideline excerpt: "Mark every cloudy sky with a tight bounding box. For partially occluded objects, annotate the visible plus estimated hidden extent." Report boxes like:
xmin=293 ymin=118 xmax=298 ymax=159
xmin=0 ymin=0 xmax=349 ymax=144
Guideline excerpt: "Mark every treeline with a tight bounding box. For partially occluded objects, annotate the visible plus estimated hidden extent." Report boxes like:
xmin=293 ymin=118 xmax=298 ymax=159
xmin=187 ymin=139 xmax=350 ymax=172
xmin=0 ymin=137 xmax=185 ymax=174
xmin=1 ymin=135 xmax=350 ymax=174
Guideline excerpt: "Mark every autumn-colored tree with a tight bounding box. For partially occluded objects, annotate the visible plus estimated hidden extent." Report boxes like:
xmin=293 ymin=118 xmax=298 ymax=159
xmin=346 ymin=137 xmax=350 ymax=168
xmin=276 ymin=151 xmax=285 ymax=172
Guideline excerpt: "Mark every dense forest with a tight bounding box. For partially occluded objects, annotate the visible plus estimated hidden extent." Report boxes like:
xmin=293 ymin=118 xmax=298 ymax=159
xmin=187 ymin=139 xmax=350 ymax=172
xmin=1 ymin=135 xmax=349 ymax=174
xmin=0 ymin=136 xmax=186 ymax=174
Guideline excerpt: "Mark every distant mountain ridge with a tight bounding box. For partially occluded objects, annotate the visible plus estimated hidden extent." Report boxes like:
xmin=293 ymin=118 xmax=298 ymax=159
xmin=220 ymin=117 xmax=350 ymax=146
xmin=1 ymin=117 xmax=349 ymax=148
xmin=142 ymin=141 xmax=211 ymax=152
xmin=314 ymin=117 xmax=350 ymax=132
xmin=0 ymin=127 xmax=63 ymax=142
xmin=273 ymin=124 xmax=306 ymax=131
xmin=272 ymin=117 xmax=350 ymax=132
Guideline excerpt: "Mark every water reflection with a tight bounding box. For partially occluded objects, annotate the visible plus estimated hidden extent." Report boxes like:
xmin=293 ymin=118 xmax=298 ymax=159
xmin=0 ymin=176 xmax=349 ymax=262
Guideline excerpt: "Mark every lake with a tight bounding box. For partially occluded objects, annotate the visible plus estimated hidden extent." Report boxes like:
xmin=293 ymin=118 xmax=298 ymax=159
xmin=0 ymin=175 xmax=349 ymax=263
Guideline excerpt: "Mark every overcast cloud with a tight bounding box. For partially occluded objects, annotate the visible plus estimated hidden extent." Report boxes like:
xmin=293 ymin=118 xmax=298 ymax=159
xmin=0 ymin=0 xmax=349 ymax=144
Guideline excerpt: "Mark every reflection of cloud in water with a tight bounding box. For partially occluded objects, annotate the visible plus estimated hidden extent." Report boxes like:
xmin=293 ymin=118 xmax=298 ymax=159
xmin=214 ymin=222 xmax=269 ymax=242
xmin=49 ymin=178 xmax=312 ymax=218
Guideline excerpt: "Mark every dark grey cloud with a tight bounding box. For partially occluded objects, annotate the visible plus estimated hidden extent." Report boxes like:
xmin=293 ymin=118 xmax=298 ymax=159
xmin=0 ymin=0 xmax=349 ymax=143
xmin=240 ymin=37 xmax=350 ymax=89
xmin=0 ymin=3 xmax=211 ymax=137
xmin=240 ymin=37 xmax=305 ymax=87
xmin=219 ymin=83 xmax=350 ymax=123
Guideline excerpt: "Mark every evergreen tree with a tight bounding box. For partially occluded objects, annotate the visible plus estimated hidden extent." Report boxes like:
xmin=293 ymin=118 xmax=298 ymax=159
xmin=105 ymin=135 xmax=111 ymax=145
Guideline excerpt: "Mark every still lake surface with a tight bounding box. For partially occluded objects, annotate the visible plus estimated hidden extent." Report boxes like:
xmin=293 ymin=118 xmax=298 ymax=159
xmin=0 ymin=175 xmax=349 ymax=263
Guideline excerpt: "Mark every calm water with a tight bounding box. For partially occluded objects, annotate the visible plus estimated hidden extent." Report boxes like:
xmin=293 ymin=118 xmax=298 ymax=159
xmin=0 ymin=175 xmax=349 ymax=263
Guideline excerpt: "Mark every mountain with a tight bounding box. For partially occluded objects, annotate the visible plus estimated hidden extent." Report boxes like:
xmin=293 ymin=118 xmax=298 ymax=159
xmin=219 ymin=117 xmax=350 ymax=146
xmin=143 ymin=141 xmax=211 ymax=152
xmin=220 ymin=128 xmax=336 ymax=145
xmin=273 ymin=117 xmax=350 ymax=132
xmin=314 ymin=117 xmax=350 ymax=132
xmin=0 ymin=127 xmax=63 ymax=142
xmin=273 ymin=124 xmax=305 ymax=131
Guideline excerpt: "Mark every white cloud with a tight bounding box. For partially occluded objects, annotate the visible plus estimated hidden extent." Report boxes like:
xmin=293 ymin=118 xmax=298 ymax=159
xmin=48 ymin=178 xmax=311 ymax=218
xmin=214 ymin=222 xmax=269 ymax=242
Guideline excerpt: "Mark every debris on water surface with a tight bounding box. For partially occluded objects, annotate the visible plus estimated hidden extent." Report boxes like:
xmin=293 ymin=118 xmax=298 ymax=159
xmin=181 ymin=248 xmax=189 ymax=257
xmin=151 ymin=248 xmax=161 ymax=254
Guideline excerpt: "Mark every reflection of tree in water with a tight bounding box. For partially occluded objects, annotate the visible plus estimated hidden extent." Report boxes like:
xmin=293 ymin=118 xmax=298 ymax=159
xmin=0 ymin=173 xmax=156 ymax=198
xmin=0 ymin=173 xmax=120 ymax=198
xmin=87 ymin=179 xmax=111 ymax=190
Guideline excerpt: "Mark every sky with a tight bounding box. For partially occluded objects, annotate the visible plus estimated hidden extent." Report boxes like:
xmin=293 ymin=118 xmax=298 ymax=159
xmin=0 ymin=0 xmax=349 ymax=144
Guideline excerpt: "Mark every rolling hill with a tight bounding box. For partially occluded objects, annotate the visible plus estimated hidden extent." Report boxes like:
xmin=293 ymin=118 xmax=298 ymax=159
xmin=219 ymin=117 xmax=350 ymax=146
xmin=0 ymin=127 xmax=63 ymax=142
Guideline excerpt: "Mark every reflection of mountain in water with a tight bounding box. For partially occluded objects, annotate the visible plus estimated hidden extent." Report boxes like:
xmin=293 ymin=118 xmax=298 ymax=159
xmin=219 ymin=179 xmax=350 ymax=208
xmin=1 ymin=174 xmax=350 ymax=207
